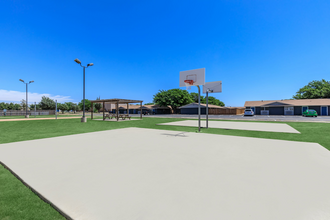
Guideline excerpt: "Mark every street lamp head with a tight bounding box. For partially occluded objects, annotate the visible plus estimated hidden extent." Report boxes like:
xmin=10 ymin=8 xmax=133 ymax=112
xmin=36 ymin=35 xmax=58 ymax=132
xmin=74 ymin=58 xmax=81 ymax=64
xmin=29 ymin=81 xmax=34 ymax=83
xmin=19 ymin=79 xmax=24 ymax=83
xmin=87 ymin=63 xmax=94 ymax=67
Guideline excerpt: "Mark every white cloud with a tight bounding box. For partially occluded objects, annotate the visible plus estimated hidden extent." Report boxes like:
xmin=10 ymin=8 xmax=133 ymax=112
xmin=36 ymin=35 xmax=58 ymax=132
xmin=0 ymin=90 xmax=73 ymax=103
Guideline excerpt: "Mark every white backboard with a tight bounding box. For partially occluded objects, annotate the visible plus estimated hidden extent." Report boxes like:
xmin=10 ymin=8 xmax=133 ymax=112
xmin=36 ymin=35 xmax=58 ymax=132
xmin=203 ymin=81 xmax=222 ymax=93
xmin=179 ymin=68 xmax=205 ymax=87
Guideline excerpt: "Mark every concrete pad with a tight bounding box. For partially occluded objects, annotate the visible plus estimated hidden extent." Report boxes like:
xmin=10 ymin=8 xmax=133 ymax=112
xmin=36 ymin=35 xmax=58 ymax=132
xmin=94 ymin=118 xmax=140 ymax=122
xmin=158 ymin=120 xmax=300 ymax=133
xmin=1 ymin=128 xmax=330 ymax=219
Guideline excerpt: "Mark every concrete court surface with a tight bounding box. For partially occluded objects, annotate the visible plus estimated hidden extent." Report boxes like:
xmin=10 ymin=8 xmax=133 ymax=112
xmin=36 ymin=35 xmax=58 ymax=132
xmin=158 ymin=120 xmax=300 ymax=133
xmin=1 ymin=128 xmax=330 ymax=220
xmin=94 ymin=118 xmax=140 ymax=122
xmin=144 ymin=114 xmax=330 ymax=123
xmin=83 ymin=113 xmax=330 ymax=123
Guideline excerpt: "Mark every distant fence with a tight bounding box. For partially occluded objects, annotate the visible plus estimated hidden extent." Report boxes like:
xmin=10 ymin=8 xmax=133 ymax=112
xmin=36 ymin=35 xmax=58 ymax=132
xmin=209 ymin=108 xmax=245 ymax=115
xmin=0 ymin=110 xmax=56 ymax=116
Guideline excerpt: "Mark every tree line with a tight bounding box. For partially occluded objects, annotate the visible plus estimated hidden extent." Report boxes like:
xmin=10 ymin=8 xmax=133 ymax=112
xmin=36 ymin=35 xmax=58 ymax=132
xmin=0 ymin=96 xmax=103 ymax=113
xmin=153 ymin=89 xmax=225 ymax=113
xmin=2 ymin=79 xmax=325 ymax=112
xmin=152 ymin=79 xmax=330 ymax=113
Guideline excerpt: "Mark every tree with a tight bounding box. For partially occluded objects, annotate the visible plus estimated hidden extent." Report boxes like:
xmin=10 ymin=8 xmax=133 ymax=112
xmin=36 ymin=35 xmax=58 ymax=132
xmin=293 ymin=79 xmax=330 ymax=99
xmin=65 ymin=102 xmax=73 ymax=111
xmin=58 ymin=103 xmax=68 ymax=114
xmin=71 ymin=103 xmax=78 ymax=113
xmin=20 ymin=99 xmax=26 ymax=110
xmin=189 ymin=92 xmax=206 ymax=103
xmin=94 ymin=97 xmax=102 ymax=112
xmin=206 ymin=96 xmax=225 ymax=106
xmin=153 ymin=89 xmax=193 ymax=113
xmin=56 ymin=103 xmax=62 ymax=112
xmin=0 ymin=102 xmax=7 ymax=110
xmin=187 ymin=92 xmax=224 ymax=106
xmin=14 ymin=103 xmax=22 ymax=110
xmin=29 ymin=103 xmax=35 ymax=110
xmin=30 ymin=103 xmax=41 ymax=110
xmin=144 ymin=102 xmax=155 ymax=105
xmin=39 ymin=96 xmax=56 ymax=110
xmin=78 ymin=99 xmax=92 ymax=111
xmin=77 ymin=103 xmax=82 ymax=111
xmin=7 ymin=103 xmax=15 ymax=110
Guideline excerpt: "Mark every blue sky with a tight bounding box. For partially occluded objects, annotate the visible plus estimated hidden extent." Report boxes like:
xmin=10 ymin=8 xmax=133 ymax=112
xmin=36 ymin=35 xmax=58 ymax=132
xmin=1 ymin=0 xmax=329 ymax=106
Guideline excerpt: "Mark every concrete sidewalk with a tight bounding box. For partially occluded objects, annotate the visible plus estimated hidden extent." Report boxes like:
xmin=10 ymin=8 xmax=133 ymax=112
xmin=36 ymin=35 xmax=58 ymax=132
xmin=158 ymin=120 xmax=300 ymax=133
xmin=1 ymin=128 xmax=329 ymax=219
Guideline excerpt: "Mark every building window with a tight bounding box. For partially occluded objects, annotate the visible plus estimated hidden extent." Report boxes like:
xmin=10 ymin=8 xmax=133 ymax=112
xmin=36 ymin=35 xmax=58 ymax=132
xmin=284 ymin=106 xmax=294 ymax=111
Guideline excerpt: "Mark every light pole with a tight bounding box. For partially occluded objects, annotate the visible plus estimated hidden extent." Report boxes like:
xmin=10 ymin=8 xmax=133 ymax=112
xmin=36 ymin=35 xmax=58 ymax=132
xmin=74 ymin=58 xmax=93 ymax=123
xmin=19 ymin=79 xmax=34 ymax=118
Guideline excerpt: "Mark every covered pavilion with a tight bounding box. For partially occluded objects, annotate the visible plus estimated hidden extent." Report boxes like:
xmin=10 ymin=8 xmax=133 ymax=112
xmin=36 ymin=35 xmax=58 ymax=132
xmin=90 ymin=98 xmax=143 ymax=121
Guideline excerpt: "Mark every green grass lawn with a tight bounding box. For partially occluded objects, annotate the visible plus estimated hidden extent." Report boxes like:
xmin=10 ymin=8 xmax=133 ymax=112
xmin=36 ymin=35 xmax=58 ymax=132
xmin=1 ymin=117 xmax=330 ymax=219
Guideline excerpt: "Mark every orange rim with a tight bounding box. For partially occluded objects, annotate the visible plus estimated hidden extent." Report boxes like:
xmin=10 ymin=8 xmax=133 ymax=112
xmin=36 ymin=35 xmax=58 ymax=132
xmin=184 ymin=80 xmax=194 ymax=85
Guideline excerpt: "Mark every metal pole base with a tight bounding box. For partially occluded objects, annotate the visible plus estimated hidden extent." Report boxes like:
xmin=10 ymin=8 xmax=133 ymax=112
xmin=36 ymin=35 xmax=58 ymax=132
xmin=25 ymin=115 xmax=29 ymax=118
xmin=81 ymin=117 xmax=87 ymax=123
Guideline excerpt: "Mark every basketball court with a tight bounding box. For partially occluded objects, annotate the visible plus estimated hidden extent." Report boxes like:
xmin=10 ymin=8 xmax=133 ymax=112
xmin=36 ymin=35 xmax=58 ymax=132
xmin=158 ymin=120 xmax=300 ymax=133
xmin=94 ymin=118 xmax=140 ymax=122
xmin=1 ymin=127 xmax=329 ymax=219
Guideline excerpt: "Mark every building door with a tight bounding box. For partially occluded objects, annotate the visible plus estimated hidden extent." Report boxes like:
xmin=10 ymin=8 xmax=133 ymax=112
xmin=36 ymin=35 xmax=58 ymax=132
xmin=302 ymin=106 xmax=308 ymax=114
xmin=284 ymin=106 xmax=294 ymax=115
xmin=321 ymin=106 xmax=328 ymax=116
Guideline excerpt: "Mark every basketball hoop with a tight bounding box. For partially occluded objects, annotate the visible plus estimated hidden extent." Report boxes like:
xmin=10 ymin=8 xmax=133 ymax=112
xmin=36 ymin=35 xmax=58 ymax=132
xmin=184 ymin=79 xmax=194 ymax=85
xmin=184 ymin=79 xmax=194 ymax=90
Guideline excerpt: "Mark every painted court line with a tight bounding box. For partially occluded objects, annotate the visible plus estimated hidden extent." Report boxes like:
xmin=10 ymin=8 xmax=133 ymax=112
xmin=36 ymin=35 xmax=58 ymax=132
xmin=1 ymin=128 xmax=329 ymax=219
xmin=158 ymin=120 xmax=300 ymax=133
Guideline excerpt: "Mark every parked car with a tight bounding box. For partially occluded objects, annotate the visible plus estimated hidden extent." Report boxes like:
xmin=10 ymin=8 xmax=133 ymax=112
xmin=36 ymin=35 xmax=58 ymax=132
xmin=302 ymin=109 xmax=317 ymax=117
xmin=244 ymin=109 xmax=254 ymax=116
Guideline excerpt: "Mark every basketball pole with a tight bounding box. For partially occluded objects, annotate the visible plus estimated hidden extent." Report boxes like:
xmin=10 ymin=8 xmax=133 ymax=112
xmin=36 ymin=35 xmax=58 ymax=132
xmin=197 ymin=85 xmax=201 ymax=132
xmin=206 ymin=89 xmax=213 ymax=129
xmin=206 ymin=91 xmax=208 ymax=129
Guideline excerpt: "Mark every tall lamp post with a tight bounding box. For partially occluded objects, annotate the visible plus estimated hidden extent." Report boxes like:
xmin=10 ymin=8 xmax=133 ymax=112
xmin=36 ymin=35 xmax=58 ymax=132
xmin=74 ymin=58 xmax=93 ymax=123
xmin=19 ymin=79 xmax=34 ymax=118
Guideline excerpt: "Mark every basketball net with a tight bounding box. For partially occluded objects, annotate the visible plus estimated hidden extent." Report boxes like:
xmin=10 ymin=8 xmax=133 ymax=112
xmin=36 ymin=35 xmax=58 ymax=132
xmin=184 ymin=80 xmax=194 ymax=90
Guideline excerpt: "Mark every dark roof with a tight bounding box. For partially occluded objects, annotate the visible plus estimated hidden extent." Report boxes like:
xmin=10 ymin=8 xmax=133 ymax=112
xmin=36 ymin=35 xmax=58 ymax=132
xmin=90 ymin=98 xmax=143 ymax=104
xmin=179 ymin=103 xmax=223 ymax=109
xmin=245 ymin=99 xmax=330 ymax=107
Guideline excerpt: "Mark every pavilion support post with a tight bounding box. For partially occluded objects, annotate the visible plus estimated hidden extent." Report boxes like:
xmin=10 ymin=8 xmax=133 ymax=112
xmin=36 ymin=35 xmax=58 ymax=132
xmin=103 ymin=102 xmax=105 ymax=121
xmin=140 ymin=102 xmax=142 ymax=119
xmin=91 ymin=102 xmax=94 ymax=120
xmin=116 ymin=101 xmax=119 ymax=121
xmin=127 ymin=103 xmax=129 ymax=115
